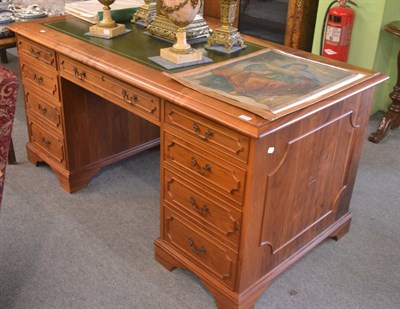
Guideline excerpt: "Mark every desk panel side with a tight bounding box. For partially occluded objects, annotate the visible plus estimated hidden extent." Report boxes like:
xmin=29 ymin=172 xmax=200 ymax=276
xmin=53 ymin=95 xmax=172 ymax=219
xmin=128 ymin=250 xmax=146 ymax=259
xmin=236 ymin=87 xmax=376 ymax=293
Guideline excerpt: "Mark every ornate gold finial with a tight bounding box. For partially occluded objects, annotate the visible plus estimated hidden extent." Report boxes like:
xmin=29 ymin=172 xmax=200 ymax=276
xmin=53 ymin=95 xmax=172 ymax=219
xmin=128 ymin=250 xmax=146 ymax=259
xmin=205 ymin=0 xmax=246 ymax=53
xmin=131 ymin=0 xmax=157 ymax=27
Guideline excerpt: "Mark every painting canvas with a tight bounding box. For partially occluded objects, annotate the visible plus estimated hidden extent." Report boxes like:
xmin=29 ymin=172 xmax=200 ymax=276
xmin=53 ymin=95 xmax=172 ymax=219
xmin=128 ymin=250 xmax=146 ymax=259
xmin=168 ymin=49 xmax=366 ymax=119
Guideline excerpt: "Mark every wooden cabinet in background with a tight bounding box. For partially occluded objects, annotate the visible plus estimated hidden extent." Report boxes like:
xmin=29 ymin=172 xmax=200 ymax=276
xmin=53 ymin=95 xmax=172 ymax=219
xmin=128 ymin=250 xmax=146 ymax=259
xmin=204 ymin=0 xmax=319 ymax=51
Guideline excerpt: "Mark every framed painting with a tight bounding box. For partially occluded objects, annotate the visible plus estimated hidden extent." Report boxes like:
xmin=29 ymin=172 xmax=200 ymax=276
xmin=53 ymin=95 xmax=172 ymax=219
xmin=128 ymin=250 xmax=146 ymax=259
xmin=168 ymin=49 xmax=366 ymax=119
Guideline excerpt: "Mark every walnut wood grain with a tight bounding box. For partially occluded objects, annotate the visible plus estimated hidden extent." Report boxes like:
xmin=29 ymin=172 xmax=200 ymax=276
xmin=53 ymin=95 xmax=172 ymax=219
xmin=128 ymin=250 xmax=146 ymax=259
xmin=24 ymin=85 xmax=63 ymax=134
xmin=61 ymin=79 xmax=160 ymax=171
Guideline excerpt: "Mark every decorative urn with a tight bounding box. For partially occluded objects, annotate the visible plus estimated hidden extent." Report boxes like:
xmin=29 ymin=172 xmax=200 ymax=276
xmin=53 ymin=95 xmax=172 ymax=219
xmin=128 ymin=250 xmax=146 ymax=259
xmin=159 ymin=0 xmax=203 ymax=64
xmin=161 ymin=0 xmax=202 ymax=28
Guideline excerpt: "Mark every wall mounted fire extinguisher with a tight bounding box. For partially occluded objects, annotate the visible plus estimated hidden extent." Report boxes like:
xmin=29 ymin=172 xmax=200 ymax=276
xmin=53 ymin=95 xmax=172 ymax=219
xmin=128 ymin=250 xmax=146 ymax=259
xmin=320 ymin=0 xmax=358 ymax=62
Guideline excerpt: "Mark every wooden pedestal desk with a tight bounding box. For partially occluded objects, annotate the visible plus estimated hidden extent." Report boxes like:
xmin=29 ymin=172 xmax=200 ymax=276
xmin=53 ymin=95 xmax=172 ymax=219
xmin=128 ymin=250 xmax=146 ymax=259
xmin=8 ymin=16 xmax=387 ymax=309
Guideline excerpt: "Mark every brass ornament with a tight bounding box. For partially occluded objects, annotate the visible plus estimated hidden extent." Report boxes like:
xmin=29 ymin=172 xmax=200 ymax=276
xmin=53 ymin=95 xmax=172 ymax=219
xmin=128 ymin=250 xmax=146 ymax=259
xmin=89 ymin=0 xmax=126 ymax=38
xmin=97 ymin=0 xmax=117 ymax=28
xmin=131 ymin=0 xmax=157 ymax=27
xmin=205 ymin=0 xmax=246 ymax=53
xmin=158 ymin=0 xmax=204 ymax=64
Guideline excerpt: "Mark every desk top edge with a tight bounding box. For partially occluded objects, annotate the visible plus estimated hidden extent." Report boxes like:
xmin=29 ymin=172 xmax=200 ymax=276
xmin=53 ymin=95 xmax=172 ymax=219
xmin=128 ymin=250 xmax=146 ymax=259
xmin=7 ymin=16 xmax=388 ymax=137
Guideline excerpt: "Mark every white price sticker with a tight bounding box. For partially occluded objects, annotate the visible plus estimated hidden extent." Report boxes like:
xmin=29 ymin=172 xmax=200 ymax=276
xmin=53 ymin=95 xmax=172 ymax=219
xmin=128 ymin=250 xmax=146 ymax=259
xmin=239 ymin=115 xmax=252 ymax=121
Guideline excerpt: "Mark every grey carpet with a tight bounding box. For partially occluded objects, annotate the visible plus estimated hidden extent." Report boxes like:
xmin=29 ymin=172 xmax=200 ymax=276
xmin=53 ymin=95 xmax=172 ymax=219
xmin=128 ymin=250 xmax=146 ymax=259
xmin=1 ymin=48 xmax=399 ymax=309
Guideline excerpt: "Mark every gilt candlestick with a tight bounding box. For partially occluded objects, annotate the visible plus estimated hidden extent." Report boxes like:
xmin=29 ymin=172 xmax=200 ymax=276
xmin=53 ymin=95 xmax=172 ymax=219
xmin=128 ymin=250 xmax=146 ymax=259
xmin=131 ymin=0 xmax=157 ymax=27
xmin=205 ymin=0 xmax=246 ymax=53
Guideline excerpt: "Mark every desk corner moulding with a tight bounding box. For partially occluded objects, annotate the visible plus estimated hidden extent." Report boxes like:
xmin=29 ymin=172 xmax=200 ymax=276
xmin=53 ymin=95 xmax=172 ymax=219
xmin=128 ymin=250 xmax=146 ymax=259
xmin=7 ymin=15 xmax=387 ymax=309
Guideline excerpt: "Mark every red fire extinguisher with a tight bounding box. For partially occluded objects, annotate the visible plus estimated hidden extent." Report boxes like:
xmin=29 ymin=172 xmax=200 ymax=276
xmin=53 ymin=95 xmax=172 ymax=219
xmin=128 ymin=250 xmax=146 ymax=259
xmin=320 ymin=0 xmax=358 ymax=62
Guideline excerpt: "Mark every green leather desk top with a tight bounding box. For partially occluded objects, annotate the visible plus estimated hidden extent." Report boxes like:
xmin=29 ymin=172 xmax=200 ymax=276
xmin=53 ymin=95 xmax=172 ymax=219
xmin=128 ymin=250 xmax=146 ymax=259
xmin=43 ymin=18 xmax=264 ymax=72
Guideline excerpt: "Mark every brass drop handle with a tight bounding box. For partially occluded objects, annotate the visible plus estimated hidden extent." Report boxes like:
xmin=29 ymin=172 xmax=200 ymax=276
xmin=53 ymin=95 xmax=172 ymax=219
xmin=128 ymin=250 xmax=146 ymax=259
xmin=121 ymin=89 xmax=138 ymax=105
xmin=189 ymin=197 xmax=209 ymax=214
xmin=41 ymin=137 xmax=51 ymax=147
xmin=188 ymin=238 xmax=206 ymax=255
xmin=193 ymin=122 xmax=214 ymax=140
xmin=33 ymin=74 xmax=43 ymax=84
xmin=29 ymin=47 xmax=40 ymax=59
xmin=37 ymin=104 xmax=47 ymax=114
xmin=72 ymin=67 xmax=86 ymax=80
xmin=191 ymin=157 xmax=211 ymax=175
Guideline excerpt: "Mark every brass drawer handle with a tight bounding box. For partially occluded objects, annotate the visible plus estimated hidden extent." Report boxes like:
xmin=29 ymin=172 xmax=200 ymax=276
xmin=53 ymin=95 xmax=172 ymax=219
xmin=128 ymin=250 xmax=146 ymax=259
xmin=189 ymin=197 xmax=209 ymax=214
xmin=29 ymin=47 xmax=40 ymax=59
xmin=121 ymin=89 xmax=138 ymax=105
xmin=33 ymin=74 xmax=43 ymax=84
xmin=188 ymin=238 xmax=206 ymax=255
xmin=37 ymin=104 xmax=47 ymax=115
xmin=193 ymin=122 xmax=214 ymax=140
xmin=72 ymin=67 xmax=86 ymax=80
xmin=41 ymin=137 xmax=51 ymax=147
xmin=191 ymin=157 xmax=211 ymax=175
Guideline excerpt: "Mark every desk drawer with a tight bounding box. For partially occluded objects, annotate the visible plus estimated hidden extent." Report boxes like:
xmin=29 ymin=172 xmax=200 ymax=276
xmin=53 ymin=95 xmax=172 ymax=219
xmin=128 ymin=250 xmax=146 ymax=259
xmin=164 ymin=170 xmax=241 ymax=248
xmin=59 ymin=55 xmax=160 ymax=123
xmin=24 ymin=85 xmax=63 ymax=134
xmin=27 ymin=117 xmax=66 ymax=167
xmin=165 ymin=103 xmax=249 ymax=163
xmin=20 ymin=57 xmax=59 ymax=101
xmin=17 ymin=37 xmax=57 ymax=70
xmin=164 ymin=206 xmax=238 ymax=289
xmin=164 ymin=132 xmax=245 ymax=205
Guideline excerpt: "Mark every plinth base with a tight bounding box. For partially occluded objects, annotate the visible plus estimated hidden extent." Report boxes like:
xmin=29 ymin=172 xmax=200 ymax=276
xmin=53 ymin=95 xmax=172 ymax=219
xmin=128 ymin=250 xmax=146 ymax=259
xmin=205 ymin=44 xmax=246 ymax=55
xmin=160 ymin=48 xmax=202 ymax=64
xmin=205 ymin=27 xmax=247 ymax=54
xmin=89 ymin=23 xmax=126 ymax=38
xmin=148 ymin=55 xmax=212 ymax=70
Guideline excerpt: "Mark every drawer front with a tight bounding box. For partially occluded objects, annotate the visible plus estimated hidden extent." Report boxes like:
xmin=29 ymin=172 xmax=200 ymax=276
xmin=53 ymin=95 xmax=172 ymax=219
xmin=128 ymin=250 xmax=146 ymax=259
xmin=164 ymin=170 xmax=241 ymax=248
xmin=164 ymin=132 xmax=246 ymax=205
xmin=59 ymin=55 xmax=160 ymax=122
xmin=164 ymin=206 xmax=238 ymax=289
xmin=17 ymin=37 xmax=57 ymax=70
xmin=28 ymin=118 xmax=66 ymax=167
xmin=25 ymin=86 xmax=63 ymax=134
xmin=165 ymin=103 xmax=249 ymax=163
xmin=20 ymin=58 xmax=59 ymax=101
